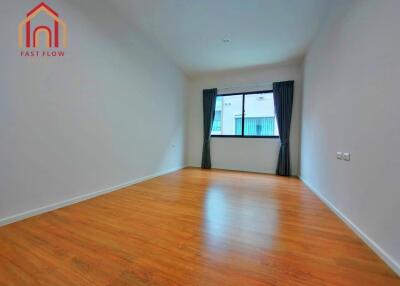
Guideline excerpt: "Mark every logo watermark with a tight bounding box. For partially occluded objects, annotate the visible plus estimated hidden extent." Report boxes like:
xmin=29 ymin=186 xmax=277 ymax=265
xmin=18 ymin=2 xmax=67 ymax=57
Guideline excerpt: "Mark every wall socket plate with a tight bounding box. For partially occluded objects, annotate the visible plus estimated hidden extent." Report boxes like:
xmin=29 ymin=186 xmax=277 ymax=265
xmin=343 ymin=153 xmax=351 ymax=161
xmin=336 ymin=152 xmax=343 ymax=160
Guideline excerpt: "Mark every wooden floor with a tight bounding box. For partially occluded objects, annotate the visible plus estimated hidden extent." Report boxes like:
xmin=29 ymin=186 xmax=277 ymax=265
xmin=0 ymin=168 xmax=398 ymax=286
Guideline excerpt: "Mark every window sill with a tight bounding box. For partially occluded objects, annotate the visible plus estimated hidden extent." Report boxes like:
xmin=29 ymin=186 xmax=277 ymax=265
xmin=211 ymin=135 xmax=279 ymax=139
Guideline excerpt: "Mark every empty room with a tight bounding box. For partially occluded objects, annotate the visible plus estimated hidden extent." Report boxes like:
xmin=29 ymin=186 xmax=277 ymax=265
xmin=1 ymin=0 xmax=399 ymax=285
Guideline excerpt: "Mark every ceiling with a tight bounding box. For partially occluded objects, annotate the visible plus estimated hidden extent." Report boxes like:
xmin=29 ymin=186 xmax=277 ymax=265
xmin=111 ymin=0 xmax=330 ymax=76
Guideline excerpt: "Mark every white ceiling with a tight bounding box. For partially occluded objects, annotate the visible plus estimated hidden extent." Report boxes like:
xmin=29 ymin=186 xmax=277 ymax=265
xmin=112 ymin=0 xmax=330 ymax=76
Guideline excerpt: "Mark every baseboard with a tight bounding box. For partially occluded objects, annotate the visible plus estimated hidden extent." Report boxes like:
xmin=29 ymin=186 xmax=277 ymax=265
xmin=0 ymin=166 xmax=185 ymax=227
xmin=185 ymin=164 xmax=276 ymax=175
xmin=186 ymin=165 xmax=302 ymax=178
xmin=300 ymin=177 xmax=400 ymax=276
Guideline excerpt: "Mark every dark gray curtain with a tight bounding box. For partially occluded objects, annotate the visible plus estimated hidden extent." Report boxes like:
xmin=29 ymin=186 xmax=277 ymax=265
xmin=273 ymin=81 xmax=294 ymax=176
xmin=201 ymin=88 xmax=217 ymax=169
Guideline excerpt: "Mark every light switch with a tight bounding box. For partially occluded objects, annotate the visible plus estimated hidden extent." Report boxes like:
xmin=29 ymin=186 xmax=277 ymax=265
xmin=343 ymin=153 xmax=351 ymax=161
xmin=336 ymin=152 xmax=343 ymax=160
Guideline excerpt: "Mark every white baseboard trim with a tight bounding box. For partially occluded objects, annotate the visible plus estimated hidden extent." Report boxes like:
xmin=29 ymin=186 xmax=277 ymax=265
xmin=186 ymin=165 xmax=300 ymax=177
xmin=300 ymin=177 xmax=400 ymax=276
xmin=0 ymin=166 xmax=185 ymax=227
xmin=185 ymin=164 xmax=277 ymax=175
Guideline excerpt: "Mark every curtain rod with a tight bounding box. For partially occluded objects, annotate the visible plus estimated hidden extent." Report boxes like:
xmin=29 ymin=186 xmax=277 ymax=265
xmin=217 ymin=81 xmax=274 ymax=91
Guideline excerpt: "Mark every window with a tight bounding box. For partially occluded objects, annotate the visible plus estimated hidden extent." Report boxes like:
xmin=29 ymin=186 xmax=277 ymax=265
xmin=211 ymin=91 xmax=279 ymax=138
xmin=212 ymin=110 xmax=221 ymax=133
xmin=211 ymin=94 xmax=242 ymax=136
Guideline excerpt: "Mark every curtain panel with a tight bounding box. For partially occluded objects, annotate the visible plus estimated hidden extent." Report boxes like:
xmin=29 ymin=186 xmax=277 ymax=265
xmin=201 ymin=88 xmax=217 ymax=169
xmin=273 ymin=81 xmax=294 ymax=176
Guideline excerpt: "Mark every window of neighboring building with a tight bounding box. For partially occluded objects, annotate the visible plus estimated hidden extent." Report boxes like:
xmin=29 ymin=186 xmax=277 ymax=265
xmin=211 ymin=91 xmax=279 ymax=138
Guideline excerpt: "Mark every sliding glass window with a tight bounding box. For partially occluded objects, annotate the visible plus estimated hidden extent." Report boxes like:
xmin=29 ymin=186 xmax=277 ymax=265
xmin=211 ymin=91 xmax=279 ymax=138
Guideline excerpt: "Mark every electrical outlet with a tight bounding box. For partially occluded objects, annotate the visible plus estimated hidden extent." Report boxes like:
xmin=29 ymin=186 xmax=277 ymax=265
xmin=343 ymin=153 xmax=351 ymax=161
xmin=336 ymin=152 xmax=343 ymax=160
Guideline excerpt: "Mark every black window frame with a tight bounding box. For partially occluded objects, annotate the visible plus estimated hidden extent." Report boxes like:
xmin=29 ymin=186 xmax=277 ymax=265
xmin=211 ymin=90 xmax=279 ymax=139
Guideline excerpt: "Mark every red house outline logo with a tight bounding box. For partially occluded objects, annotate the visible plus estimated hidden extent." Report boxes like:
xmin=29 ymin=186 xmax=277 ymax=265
xmin=18 ymin=2 xmax=67 ymax=49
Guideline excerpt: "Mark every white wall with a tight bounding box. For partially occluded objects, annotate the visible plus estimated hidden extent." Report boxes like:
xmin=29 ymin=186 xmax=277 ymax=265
xmin=0 ymin=0 xmax=186 ymax=223
xmin=301 ymin=0 xmax=400 ymax=273
xmin=186 ymin=64 xmax=302 ymax=174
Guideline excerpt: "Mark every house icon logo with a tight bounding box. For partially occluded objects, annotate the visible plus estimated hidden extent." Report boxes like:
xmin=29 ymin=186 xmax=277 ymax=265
xmin=18 ymin=2 xmax=67 ymax=57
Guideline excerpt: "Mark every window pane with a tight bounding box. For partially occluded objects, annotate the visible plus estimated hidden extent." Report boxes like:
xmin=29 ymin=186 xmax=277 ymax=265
xmin=244 ymin=93 xmax=279 ymax=136
xmin=211 ymin=110 xmax=221 ymax=133
xmin=212 ymin=95 xmax=243 ymax=135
